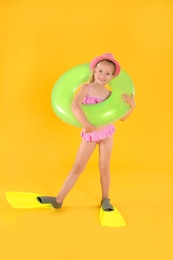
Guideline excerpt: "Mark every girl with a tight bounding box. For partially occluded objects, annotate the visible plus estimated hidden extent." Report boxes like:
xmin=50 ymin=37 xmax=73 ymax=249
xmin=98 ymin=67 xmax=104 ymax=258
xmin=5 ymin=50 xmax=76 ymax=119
xmin=37 ymin=53 xmax=135 ymax=211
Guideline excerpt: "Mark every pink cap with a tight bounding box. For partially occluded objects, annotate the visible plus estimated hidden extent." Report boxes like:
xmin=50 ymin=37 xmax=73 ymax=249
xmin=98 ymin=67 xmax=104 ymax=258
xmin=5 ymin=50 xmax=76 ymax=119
xmin=90 ymin=53 xmax=121 ymax=77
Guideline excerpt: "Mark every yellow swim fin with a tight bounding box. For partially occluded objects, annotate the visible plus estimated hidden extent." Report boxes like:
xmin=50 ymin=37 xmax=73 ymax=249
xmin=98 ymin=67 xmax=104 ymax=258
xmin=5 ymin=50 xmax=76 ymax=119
xmin=5 ymin=192 xmax=53 ymax=209
xmin=100 ymin=206 xmax=127 ymax=227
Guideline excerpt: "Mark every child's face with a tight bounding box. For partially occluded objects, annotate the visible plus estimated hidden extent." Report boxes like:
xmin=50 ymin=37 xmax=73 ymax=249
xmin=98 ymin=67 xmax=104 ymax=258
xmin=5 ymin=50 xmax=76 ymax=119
xmin=93 ymin=61 xmax=114 ymax=85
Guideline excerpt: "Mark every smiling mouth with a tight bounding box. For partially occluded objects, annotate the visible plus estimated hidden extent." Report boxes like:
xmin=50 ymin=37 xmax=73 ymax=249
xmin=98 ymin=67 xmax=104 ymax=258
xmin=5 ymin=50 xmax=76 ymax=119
xmin=98 ymin=77 xmax=105 ymax=81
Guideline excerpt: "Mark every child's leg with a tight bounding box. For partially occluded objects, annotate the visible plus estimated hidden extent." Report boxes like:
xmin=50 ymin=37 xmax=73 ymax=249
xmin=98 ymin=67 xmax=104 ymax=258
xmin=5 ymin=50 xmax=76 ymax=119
xmin=56 ymin=140 xmax=97 ymax=203
xmin=98 ymin=135 xmax=114 ymax=200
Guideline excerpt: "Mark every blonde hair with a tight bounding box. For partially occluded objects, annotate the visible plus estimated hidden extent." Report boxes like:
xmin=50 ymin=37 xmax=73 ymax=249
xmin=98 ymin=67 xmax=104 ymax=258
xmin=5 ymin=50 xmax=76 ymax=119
xmin=88 ymin=70 xmax=95 ymax=83
xmin=88 ymin=59 xmax=116 ymax=84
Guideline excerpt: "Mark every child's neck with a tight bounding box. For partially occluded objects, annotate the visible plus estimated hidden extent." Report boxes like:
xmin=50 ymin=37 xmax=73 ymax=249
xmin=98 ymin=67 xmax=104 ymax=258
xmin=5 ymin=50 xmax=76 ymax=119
xmin=91 ymin=81 xmax=105 ymax=89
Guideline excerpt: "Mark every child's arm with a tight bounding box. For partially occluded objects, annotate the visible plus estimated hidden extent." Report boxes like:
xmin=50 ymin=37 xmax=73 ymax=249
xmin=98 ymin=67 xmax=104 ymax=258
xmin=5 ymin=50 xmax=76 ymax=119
xmin=120 ymin=93 xmax=136 ymax=121
xmin=71 ymin=84 xmax=96 ymax=132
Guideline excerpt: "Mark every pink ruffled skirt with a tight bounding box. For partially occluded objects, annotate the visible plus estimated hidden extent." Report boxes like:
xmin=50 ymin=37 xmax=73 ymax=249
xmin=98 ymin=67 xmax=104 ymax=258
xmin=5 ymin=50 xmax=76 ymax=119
xmin=81 ymin=124 xmax=115 ymax=142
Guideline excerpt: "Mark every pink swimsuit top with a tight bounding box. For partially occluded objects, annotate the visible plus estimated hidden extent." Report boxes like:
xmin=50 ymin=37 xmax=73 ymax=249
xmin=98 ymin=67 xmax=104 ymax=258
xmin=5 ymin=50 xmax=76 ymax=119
xmin=82 ymin=96 xmax=104 ymax=105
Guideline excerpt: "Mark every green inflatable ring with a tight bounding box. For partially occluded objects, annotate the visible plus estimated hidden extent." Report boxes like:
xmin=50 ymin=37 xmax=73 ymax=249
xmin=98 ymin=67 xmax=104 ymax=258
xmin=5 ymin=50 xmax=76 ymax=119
xmin=51 ymin=63 xmax=134 ymax=127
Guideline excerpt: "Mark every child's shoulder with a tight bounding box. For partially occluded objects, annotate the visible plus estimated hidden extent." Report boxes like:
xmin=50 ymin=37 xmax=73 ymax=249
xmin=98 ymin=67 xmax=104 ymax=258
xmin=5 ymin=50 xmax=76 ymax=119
xmin=79 ymin=83 xmax=90 ymax=92
xmin=76 ymin=83 xmax=90 ymax=96
xmin=81 ymin=83 xmax=90 ymax=88
xmin=105 ymin=88 xmax=111 ymax=96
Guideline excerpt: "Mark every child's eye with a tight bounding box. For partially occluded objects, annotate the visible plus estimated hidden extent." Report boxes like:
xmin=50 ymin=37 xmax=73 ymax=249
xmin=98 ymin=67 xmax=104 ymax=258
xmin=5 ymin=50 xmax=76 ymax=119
xmin=99 ymin=70 xmax=102 ymax=73
xmin=106 ymin=73 xmax=110 ymax=75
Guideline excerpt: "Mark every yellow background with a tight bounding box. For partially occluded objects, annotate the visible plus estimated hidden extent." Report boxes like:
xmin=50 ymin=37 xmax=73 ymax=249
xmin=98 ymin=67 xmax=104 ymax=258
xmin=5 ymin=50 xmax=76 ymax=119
xmin=0 ymin=0 xmax=173 ymax=259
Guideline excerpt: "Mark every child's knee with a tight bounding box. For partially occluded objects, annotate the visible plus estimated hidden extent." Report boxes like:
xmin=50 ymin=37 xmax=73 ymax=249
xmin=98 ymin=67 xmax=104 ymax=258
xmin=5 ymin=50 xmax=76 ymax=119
xmin=99 ymin=165 xmax=110 ymax=176
xmin=71 ymin=164 xmax=84 ymax=175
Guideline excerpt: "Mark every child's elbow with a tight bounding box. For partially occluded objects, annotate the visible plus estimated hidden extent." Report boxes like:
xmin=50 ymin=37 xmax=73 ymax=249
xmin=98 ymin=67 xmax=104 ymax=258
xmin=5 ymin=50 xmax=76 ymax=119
xmin=71 ymin=102 xmax=79 ymax=111
xmin=120 ymin=117 xmax=126 ymax=121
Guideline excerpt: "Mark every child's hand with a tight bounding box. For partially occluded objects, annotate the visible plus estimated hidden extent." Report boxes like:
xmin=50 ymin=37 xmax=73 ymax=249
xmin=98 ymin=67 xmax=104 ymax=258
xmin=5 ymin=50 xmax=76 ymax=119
xmin=122 ymin=93 xmax=135 ymax=107
xmin=84 ymin=124 xmax=96 ymax=133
